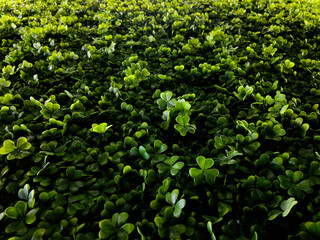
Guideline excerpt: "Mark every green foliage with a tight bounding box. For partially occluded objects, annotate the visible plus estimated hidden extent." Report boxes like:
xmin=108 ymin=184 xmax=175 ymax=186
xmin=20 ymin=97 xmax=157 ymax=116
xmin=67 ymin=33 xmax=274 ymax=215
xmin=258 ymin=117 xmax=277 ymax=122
xmin=1 ymin=0 xmax=320 ymax=239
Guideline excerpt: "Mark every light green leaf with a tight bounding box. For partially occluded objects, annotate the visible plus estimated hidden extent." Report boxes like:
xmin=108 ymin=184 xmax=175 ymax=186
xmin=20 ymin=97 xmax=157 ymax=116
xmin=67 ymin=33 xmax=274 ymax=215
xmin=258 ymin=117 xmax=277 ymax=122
xmin=176 ymin=199 xmax=186 ymax=209
xmin=161 ymin=92 xmax=172 ymax=102
xmin=0 ymin=212 xmax=5 ymax=221
xmin=120 ymin=223 xmax=135 ymax=234
xmin=91 ymin=123 xmax=112 ymax=134
xmin=31 ymin=228 xmax=46 ymax=240
xmin=189 ymin=168 xmax=202 ymax=178
xmin=280 ymin=105 xmax=289 ymax=114
xmin=280 ymin=197 xmax=298 ymax=217
xmin=0 ymin=140 xmax=16 ymax=155
xmin=166 ymin=189 xmax=179 ymax=205
xmin=18 ymin=184 xmax=30 ymax=200
xmin=5 ymin=207 xmax=19 ymax=219
xmin=25 ymin=209 xmax=38 ymax=224
xmin=139 ymin=146 xmax=150 ymax=160
xmin=207 ymin=221 xmax=217 ymax=240
xmin=268 ymin=209 xmax=282 ymax=220
xmin=176 ymin=115 xmax=189 ymax=126
xmin=16 ymin=137 xmax=31 ymax=150
xmin=28 ymin=190 xmax=35 ymax=208
xmin=197 ymin=156 xmax=214 ymax=170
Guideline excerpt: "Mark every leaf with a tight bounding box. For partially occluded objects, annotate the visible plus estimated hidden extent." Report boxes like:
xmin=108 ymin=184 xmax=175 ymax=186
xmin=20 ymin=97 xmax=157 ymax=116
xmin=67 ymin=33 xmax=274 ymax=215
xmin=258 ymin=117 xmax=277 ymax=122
xmin=285 ymin=59 xmax=295 ymax=68
xmin=280 ymin=197 xmax=298 ymax=217
xmin=14 ymin=201 xmax=27 ymax=217
xmin=171 ymin=162 xmax=184 ymax=176
xmin=92 ymin=123 xmax=112 ymax=134
xmin=197 ymin=156 xmax=214 ymax=170
xmin=251 ymin=232 xmax=258 ymax=240
xmin=176 ymin=115 xmax=189 ymax=126
xmin=141 ymin=68 xmax=150 ymax=78
xmin=99 ymin=220 xmax=115 ymax=239
xmin=5 ymin=220 xmax=21 ymax=233
xmin=112 ymin=212 xmax=129 ymax=227
xmin=292 ymin=171 xmax=303 ymax=183
xmin=174 ymin=199 xmax=186 ymax=217
xmin=0 ymin=140 xmax=16 ymax=155
xmin=154 ymin=140 xmax=167 ymax=153
xmin=25 ymin=209 xmax=38 ymax=224
xmin=157 ymin=163 xmax=170 ymax=173
xmin=16 ymin=137 xmax=31 ymax=150
xmin=273 ymin=125 xmax=286 ymax=137
xmin=280 ymin=105 xmax=289 ymax=114
xmin=8 ymin=237 xmax=23 ymax=240
xmin=154 ymin=216 xmax=165 ymax=227
xmin=189 ymin=168 xmax=202 ymax=178
xmin=302 ymin=222 xmax=320 ymax=239
xmin=18 ymin=184 xmax=30 ymax=200
xmin=165 ymin=156 xmax=179 ymax=165
xmin=31 ymin=228 xmax=46 ymax=240
xmin=268 ymin=209 xmax=282 ymax=220
xmin=157 ymin=99 xmax=167 ymax=110
xmin=296 ymin=179 xmax=313 ymax=194
xmin=207 ymin=221 xmax=217 ymax=240
xmin=204 ymin=169 xmax=219 ymax=185
xmin=139 ymin=146 xmax=150 ymax=160
xmin=169 ymin=224 xmax=186 ymax=239
xmin=120 ymin=223 xmax=135 ymax=234
xmin=66 ymin=167 xmax=76 ymax=179
xmin=40 ymin=141 xmax=57 ymax=152
xmin=173 ymin=206 xmax=183 ymax=218
xmin=166 ymin=189 xmax=179 ymax=205
xmin=5 ymin=207 xmax=19 ymax=219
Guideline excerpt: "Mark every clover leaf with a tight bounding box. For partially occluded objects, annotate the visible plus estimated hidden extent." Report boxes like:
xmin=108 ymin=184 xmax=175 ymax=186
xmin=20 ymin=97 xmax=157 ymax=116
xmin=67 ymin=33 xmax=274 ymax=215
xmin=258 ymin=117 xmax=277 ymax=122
xmin=174 ymin=115 xmax=196 ymax=136
xmin=0 ymin=137 xmax=31 ymax=160
xmin=268 ymin=197 xmax=298 ymax=220
xmin=189 ymin=156 xmax=219 ymax=185
xmin=18 ymin=184 xmax=35 ymax=208
xmin=91 ymin=122 xmax=112 ymax=134
xmin=165 ymin=189 xmax=186 ymax=218
xmin=157 ymin=91 xmax=175 ymax=110
xmin=99 ymin=212 xmax=134 ymax=240
xmin=157 ymin=156 xmax=185 ymax=176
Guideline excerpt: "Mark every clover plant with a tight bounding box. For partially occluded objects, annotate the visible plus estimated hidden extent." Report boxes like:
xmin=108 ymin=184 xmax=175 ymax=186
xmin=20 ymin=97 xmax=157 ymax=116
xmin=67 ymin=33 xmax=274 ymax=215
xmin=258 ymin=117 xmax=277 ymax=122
xmin=1 ymin=0 xmax=320 ymax=239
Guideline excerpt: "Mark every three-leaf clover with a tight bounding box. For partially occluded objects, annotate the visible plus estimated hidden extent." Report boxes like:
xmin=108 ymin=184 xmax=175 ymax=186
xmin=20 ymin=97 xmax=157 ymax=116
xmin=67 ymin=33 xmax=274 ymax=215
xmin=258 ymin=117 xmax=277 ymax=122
xmin=18 ymin=184 xmax=35 ymax=208
xmin=278 ymin=170 xmax=313 ymax=198
xmin=174 ymin=115 xmax=196 ymax=136
xmin=189 ymin=156 xmax=219 ymax=185
xmin=165 ymin=189 xmax=186 ymax=218
xmin=157 ymin=156 xmax=185 ymax=176
xmin=0 ymin=137 xmax=32 ymax=160
xmin=99 ymin=212 xmax=135 ymax=240
xmin=234 ymin=85 xmax=254 ymax=101
xmin=2 ymin=201 xmax=39 ymax=235
xmin=157 ymin=91 xmax=175 ymax=110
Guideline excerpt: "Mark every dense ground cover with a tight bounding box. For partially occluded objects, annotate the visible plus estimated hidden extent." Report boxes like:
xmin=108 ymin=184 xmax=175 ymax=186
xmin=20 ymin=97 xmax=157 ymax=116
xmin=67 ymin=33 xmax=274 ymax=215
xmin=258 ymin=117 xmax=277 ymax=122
xmin=1 ymin=0 xmax=320 ymax=239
